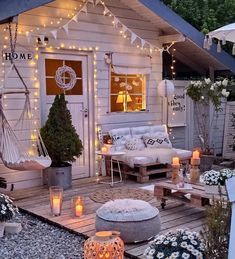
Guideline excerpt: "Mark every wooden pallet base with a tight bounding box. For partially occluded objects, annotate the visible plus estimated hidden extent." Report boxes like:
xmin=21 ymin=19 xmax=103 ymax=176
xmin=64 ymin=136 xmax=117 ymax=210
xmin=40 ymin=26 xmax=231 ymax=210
xmin=106 ymin=159 xmax=172 ymax=183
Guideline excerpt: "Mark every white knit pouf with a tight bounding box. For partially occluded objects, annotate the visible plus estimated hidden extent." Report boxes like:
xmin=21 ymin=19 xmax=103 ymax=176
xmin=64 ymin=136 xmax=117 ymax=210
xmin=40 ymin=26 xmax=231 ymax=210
xmin=95 ymin=199 xmax=161 ymax=243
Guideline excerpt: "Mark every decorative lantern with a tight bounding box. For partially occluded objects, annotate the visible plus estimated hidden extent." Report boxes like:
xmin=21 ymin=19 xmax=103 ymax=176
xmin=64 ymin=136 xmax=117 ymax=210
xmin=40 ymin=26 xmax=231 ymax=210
xmin=157 ymin=79 xmax=175 ymax=97
xmin=49 ymin=186 xmax=63 ymax=216
xmin=84 ymin=231 xmax=124 ymax=259
xmin=72 ymin=196 xmax=84 ymax=217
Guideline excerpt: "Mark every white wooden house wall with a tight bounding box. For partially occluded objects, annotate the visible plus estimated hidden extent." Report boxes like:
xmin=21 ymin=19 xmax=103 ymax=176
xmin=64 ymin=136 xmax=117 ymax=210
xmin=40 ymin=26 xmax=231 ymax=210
xmin=0 ymin=0 xmax=164 ymax=189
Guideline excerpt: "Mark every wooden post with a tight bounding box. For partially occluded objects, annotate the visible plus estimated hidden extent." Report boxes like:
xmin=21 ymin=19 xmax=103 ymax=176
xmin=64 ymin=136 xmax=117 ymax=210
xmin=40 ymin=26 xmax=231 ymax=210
xmin=226 ymin=177 xmax=235 ymax=259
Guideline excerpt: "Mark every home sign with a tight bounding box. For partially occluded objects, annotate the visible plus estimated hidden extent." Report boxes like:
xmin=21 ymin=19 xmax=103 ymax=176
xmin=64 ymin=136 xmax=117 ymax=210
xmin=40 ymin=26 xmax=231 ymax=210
xmin=2 ymin=51 xmax=33 ymax=62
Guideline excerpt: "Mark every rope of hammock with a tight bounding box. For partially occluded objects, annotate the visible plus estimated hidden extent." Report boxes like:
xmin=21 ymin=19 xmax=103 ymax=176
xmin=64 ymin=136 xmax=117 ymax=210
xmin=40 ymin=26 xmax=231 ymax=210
xmin=0 ymin=22 xmax=51 ymax=171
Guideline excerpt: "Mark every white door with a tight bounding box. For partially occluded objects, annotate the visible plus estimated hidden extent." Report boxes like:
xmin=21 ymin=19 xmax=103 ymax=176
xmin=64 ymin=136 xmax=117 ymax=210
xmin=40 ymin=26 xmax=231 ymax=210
xmin=40 ymin=53 xmax=90 ymax=179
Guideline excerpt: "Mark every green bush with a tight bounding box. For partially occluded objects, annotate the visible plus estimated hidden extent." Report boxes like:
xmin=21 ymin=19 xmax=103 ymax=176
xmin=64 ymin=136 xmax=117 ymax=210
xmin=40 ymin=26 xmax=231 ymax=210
xmin=40 ymin=94 xmax=83 ymax=167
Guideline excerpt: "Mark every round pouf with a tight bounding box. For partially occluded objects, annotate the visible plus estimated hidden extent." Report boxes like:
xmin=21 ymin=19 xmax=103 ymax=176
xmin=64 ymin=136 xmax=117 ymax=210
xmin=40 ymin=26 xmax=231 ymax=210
xmin=95 ymin=199 xmax=161 ymax=243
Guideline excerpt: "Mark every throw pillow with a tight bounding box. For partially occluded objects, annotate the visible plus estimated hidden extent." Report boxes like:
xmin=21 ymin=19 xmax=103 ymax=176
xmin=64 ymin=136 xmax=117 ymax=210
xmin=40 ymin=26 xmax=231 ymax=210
xmin=143 ymin=134 xmax=172 ymax=148
xmin=125 ymin=138 xmax=145 ymax=150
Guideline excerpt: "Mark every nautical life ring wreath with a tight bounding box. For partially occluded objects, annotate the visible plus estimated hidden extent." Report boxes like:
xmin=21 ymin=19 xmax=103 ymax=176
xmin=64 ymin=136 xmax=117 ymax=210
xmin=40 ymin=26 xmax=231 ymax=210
xmin=55 ymin=65 xmax=77 ymax=91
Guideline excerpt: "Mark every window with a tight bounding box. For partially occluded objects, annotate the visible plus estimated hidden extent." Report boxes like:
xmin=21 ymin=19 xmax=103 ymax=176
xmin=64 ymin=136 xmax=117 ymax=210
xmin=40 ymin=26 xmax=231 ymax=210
xmin=45 ymin=59 xmax=83 ymax=95
xmin=110 ymin=72 xmax=146 ymax=112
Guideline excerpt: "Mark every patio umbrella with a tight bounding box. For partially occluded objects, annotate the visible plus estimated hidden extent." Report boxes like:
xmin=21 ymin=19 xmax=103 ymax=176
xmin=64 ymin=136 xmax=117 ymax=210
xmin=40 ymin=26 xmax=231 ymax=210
xmin=204 ymin=23 xmax=235 ymax=54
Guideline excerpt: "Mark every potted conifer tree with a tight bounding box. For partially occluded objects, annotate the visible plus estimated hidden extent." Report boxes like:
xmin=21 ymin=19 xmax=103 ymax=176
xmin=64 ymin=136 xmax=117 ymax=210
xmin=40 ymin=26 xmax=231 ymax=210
xmin=40 ymin=93 xmax=83 ymax=189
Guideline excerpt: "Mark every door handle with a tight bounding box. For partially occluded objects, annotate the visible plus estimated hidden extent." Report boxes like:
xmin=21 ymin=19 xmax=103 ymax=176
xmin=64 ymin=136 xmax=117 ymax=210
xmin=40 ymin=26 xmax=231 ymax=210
xmin=81 ymin=108 xmax=88 ymax=118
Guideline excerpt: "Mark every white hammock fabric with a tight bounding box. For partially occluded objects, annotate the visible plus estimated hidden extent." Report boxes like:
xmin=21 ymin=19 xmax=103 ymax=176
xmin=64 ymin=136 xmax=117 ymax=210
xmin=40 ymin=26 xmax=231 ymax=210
xmin=0 ymin=63 xmax=51 ymax=171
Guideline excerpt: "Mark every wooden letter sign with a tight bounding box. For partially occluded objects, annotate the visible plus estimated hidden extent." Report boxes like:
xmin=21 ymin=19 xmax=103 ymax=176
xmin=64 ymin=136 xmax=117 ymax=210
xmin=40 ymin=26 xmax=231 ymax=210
xmin=2 ymin=51 xmax=33 ymax=62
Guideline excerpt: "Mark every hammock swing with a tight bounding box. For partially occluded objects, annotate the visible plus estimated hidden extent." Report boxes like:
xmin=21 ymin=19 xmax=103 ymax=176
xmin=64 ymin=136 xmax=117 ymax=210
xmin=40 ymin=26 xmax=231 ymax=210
xmin=0 ymin=22 xmax=51 ymax=171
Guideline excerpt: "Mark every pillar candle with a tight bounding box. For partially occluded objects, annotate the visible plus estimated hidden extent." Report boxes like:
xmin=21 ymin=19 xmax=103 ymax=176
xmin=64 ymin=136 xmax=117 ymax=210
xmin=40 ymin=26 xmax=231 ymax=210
xmin=192 ymin=150 xmax=200 ymax=159
xmin=172 ymin=157 xmax=180 ymax=166
xmin=75 ymin=204 xmax=83 ymax=217
xmin=101 ymin=146 xmax=108 ymax=153
xmin=52 ymin=197 xmax=61 ymax=215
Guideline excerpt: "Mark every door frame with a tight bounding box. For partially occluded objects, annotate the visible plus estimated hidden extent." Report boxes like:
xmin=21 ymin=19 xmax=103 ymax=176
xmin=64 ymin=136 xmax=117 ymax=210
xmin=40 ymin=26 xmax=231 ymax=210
xmin=38 ymin=49 xmax=95 ymax=177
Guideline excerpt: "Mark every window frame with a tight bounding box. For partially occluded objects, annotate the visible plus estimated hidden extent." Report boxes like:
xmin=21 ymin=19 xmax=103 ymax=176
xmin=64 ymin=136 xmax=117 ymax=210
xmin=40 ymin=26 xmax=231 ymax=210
xmin=109 ymin=67 xmax=148 ymax=113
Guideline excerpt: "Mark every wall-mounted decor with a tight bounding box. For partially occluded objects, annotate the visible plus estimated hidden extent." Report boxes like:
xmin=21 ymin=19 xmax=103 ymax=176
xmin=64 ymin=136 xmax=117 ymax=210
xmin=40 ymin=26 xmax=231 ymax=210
xmin=167 ymin=87 xmax=186 ymax=127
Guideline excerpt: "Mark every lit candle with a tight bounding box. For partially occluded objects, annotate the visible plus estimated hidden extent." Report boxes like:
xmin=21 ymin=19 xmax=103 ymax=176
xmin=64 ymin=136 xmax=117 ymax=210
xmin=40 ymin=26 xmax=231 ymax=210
xmin=75 ymin=204 xmax=83 ymax=217
xmin=172 ymin=157 xmax=180 ymax=166
xmin=192 ymin=150 xmax=200 ymax=159
xmin=52 ymin=197 xmax=61 ymax=215
xmin=101 ymin=146 xmax=108 ymax=153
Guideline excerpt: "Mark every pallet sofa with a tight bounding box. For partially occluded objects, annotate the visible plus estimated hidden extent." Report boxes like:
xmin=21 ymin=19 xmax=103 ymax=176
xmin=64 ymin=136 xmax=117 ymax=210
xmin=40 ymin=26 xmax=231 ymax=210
xmin=105 ymin=125 xmax=192 ymax=183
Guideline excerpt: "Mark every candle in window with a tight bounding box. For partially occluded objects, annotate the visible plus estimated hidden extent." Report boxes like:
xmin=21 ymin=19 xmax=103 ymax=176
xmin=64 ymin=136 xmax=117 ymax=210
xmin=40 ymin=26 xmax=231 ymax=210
xmin=172 ymin=157 xmax=180 ymax=166
xmin=192 ymin=150 xmax=200 ymax=159
xmin=101 ymin=146 xmax=108 ymax=153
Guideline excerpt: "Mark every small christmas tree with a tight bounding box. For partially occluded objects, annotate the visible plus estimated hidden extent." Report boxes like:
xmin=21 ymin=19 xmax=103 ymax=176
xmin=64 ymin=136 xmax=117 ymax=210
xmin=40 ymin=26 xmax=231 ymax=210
xmin=40 ymin=94 xmax=83 ymax=167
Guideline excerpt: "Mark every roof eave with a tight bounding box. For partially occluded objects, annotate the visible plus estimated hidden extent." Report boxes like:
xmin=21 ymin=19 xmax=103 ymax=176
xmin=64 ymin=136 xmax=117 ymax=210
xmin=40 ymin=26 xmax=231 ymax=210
xmin=139 ymin=0 xmax=235 ymax=74
xmin=0 ymin=0 xmax=54 ymax=23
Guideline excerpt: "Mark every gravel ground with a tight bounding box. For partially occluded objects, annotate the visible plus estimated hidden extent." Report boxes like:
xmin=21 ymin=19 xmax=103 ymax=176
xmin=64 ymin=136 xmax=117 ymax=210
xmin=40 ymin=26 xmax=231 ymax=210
xmin=0 ymin=212 xmax=86 ymax=259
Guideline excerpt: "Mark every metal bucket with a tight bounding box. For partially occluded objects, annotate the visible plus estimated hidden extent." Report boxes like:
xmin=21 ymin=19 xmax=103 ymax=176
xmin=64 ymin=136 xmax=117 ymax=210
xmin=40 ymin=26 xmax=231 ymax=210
xmin=43 ymin=164 xmax=72 ymax=190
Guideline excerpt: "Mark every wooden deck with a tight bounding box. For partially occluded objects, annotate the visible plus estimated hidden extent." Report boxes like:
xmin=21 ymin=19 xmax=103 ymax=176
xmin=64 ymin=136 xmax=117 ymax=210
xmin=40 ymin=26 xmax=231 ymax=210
xmin=3 ymin=177 xmax=206 ymax=258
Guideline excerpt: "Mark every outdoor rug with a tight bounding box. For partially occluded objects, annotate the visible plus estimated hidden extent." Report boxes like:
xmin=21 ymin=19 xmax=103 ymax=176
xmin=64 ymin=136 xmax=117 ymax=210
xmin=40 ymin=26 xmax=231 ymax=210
xmin=90 ymin=187 xmax=154 ymax=203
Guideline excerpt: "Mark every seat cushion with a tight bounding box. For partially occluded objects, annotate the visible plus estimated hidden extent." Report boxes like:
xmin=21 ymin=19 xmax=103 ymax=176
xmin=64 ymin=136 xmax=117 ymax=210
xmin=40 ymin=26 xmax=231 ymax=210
xmin=174 ymin=148 xmax=192 ymax=159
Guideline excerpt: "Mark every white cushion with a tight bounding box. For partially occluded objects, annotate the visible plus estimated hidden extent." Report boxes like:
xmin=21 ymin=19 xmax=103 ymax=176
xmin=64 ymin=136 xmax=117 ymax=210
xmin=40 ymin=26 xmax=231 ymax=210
xmin=96 ymin=199 xmax=159 ymax=222
xmin=109 ymin=127 xmax=132 ymax=150
xmin=143 ymin=134 xmax=172 ymax=148
xmin=130 ymin=126 xmax=151 ymax=138
xmin=174 ymin=148 xmax=192 ymax=159
xmin=149 ymin=125 xmax=167 ymax=134
xmin=125 ymin=138 xmax=145 ymax=150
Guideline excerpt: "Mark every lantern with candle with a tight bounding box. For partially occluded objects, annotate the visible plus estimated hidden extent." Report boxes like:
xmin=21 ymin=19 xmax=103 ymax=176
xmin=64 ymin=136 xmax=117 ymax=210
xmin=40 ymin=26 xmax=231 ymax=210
xmin=49 ymin=186 xmax=63 ymax=216
xmin=84 ymin=231 xmax=124 ymax=259
xmin=171 ymin=157 xmax=180 ymax=184
xmin=72 ymin=196 xmax=84 ymax=217
xmin=190 ymin=150 xmax=201 ymax=183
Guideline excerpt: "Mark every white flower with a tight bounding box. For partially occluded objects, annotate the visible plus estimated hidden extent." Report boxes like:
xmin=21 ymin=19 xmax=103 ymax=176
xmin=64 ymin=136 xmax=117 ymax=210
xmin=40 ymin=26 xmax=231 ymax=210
xmin=149 ymin=249 xmax=155 ymax=255
xmin=201 ymin=96 xmax=204 ymax=100
xmin=172 ymin=242 xmax=177 ymax=246
xmin=1 ymin=205 xmax=6 ymax=210
xmin=216 ymin=81 xmax=222 ymax=86
xmin=221 ymin=88 xmax=229 ymax=97
xmin=210 ymin=85 xmax=214 ymax=90
xmin=156 ymin=252 xmax=164 ymax=258
xmin=181 ymin=241 xmax=188 ymax=248
xmin=172 ymin=252 xmax=179 ymax=257
xmin=191 ymin=240 xmax=197 ymax=245
xmin=192 ymin=249 xmax=199 ymax=256
xmin=204 ymin=78 xmax=211 ymax=84
xmin=182 ymin=235 xmax=188 ymax=240
xmin=1 ymin=210 xmax=6 ymax=214
xmin=187 ymin=244 xmax=194 ymax=251
xmin=163 ymin=240 xmax=169 ymax=244
xmin=171 ymin=237 xmax=177 ymax=242
xmin=182 ymin=252 xmax=190 ymax=259
xmin=222 ymin=78 xmax=228 ymax=86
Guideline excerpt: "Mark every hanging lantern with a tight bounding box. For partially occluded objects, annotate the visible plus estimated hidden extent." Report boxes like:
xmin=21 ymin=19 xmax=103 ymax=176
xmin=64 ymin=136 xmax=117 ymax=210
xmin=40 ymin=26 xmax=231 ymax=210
xmin=157 ymin=79 xmax=175 ymax=97
xmin=84 ymin=231 xmax=124 ymax=259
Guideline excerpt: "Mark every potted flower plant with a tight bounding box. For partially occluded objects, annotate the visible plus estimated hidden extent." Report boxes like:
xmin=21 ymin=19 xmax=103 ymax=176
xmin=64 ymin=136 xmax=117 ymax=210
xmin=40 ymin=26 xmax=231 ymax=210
xmin=202 ymin=169 xmax=234 ymax=194
xmin=40 ymin=94 xmax=83 ymax=189
xmin=144 ymin=229 xmax=205 ymax=259
xmin=0 ymin=193 xmax=19 ymax=237
xmin=186 ymin=78 xmax=230 ymax=172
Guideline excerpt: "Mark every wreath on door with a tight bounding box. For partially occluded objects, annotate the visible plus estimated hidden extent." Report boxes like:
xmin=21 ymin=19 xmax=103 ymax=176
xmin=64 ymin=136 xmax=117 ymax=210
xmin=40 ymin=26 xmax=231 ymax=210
xmin=55 ymin=65 xmax=77 ymax=91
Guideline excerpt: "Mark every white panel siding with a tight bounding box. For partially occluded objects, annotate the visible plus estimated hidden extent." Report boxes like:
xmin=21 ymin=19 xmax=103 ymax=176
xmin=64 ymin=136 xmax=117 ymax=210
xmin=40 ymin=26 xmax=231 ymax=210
xmin=0 ymin=0 xmax=163 ymax=189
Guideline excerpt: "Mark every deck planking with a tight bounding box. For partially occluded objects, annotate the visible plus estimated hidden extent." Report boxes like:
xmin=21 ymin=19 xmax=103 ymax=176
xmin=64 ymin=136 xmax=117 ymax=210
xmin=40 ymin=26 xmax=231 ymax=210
xmin=2 ymin=177 xmax=206 ymax=258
